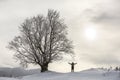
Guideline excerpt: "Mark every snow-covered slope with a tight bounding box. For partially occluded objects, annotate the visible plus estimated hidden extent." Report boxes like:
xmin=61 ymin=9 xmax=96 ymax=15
xmin=0 ymin=68 xmax=120 ymax=80
xmin=0 ymin=67 xmax=40 ymax=77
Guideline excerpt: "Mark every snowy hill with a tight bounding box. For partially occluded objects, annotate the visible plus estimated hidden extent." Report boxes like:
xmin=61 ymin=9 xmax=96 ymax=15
xmin=0 ymin=68 xmax=120 ymax=80
xmin=0 ymin=67 xmax=40 ymax=77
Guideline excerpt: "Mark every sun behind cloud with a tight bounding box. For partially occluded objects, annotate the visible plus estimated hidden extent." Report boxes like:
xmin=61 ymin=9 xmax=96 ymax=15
xmin=84 ymin=24 xmax=97 ymax=41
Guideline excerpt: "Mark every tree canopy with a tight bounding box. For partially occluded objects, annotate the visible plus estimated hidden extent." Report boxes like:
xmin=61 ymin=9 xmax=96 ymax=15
xmin=8 ymin=9 xmax=74 ymax=72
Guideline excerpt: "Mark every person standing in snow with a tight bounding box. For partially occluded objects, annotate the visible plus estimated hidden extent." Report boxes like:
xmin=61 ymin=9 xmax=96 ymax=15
xmin=68 ymin=62 xmax=77 ymax=72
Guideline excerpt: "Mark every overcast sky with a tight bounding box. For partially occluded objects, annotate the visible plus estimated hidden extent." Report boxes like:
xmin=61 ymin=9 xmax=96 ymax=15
xmin=0 ymin=0 xmax=120 ymax=72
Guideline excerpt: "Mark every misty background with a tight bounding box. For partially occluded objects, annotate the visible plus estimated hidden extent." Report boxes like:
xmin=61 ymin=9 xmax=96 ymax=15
xmin=0 ymin=0 xmax=120 ymax=72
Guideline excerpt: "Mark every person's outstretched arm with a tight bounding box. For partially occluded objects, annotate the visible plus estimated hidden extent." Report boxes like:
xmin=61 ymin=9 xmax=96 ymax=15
xmin=74 ymin=63 xmax=77 ymax=65
xmin=68 ymin=62 xmax=72 ymax=65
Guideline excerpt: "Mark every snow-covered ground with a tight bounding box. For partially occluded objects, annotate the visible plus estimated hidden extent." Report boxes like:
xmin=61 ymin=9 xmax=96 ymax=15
xmin=0 ymin=68 xmax=120 ymax=80
xmin=0 ymin=67 xmax=40 ymax=77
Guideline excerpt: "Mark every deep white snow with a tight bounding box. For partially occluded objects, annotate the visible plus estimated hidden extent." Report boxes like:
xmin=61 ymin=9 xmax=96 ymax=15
xmin=0 ymin=68 xmax=120 ymax=80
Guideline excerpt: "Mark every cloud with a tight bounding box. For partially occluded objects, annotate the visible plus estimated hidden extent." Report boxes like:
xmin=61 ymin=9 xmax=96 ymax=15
xmin=73 ymin=0 xmax=120 ymax=66
xmin=84 ymin=0 xmax=120 ymax=27
xmin=81 ymin=53 xmax=120 ymax=66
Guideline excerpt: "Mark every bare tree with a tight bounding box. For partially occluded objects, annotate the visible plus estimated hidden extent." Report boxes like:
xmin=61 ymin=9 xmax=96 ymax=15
xmin=8 ymin=9 xmax=73 ymax=72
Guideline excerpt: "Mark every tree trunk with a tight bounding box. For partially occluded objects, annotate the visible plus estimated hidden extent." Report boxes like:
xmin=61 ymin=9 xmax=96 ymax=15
xmin=40 ymin=63 xmax=48 ymax=72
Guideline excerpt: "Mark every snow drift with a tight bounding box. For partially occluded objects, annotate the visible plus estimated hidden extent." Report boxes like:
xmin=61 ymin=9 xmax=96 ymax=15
xmin=0 ymin=68 xmax=120 ymax=80
xmin=0 ymin=67 xmax=40 ymax=77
